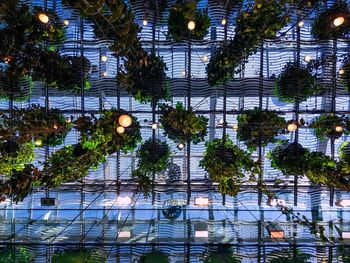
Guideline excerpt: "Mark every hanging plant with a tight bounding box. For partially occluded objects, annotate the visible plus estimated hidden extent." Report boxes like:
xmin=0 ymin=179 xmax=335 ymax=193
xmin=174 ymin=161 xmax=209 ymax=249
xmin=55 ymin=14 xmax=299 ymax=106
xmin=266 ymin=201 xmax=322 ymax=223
xmin=274 ymin=62 xmax=321 ymax=103
xmin=268 ymin=249 xmax=310 ymax=263
xmin=339 ymin=141 xmax=350 ymax=164
xmin=0 ymin=141 xmax=35 ymax=176
xmin=159 ymin=102 xmax=208 ymax=144
xmin=0 ymin=246 xmax=35 ymax=263
xmin=117 ymin=53 xmax=170 ymax=104
xmin=199 ymin=136 xmax=258 ymax=196
xmin=311 ymin=0 xmax=350 ymax=40
xmin=203 ymin=245 xmax=241 ymax=263
xmin=167 ymin=0 xmax=210 ymax=41
xmin=139 ymin=252 xmax=169 ymax=263
xmin=309 ymin=113 xmax=350 ymax=139
xmin=76 ymin=109 xmax=142 ymax=154
xmin=52 ymin=249 xmax=105 ymax=263
xmin=237 ymin=108 xmax=287 ymax=151
xmin=207 ymin=0 xmax=291 ymax=86
xmin=268 ymin=142 xmax=309 ymax=176
xmin=0 ymin=69 xmax=33 ymax=101
xmin=340 ymin=55 xmax=350 ymax=92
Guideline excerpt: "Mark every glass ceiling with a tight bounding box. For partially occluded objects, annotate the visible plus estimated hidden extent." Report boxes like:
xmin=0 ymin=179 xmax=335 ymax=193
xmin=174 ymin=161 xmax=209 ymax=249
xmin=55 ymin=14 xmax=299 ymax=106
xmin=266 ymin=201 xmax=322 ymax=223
xmin=1 ymin=0 xmax=350 ymax=262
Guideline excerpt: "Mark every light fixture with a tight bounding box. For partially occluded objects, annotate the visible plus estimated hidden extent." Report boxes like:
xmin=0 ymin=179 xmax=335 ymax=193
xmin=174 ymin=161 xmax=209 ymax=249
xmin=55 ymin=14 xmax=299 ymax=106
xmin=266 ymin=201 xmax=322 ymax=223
xmin=202 ymin=55 xmax=209 ymax=62
xmin=35 ymin=139 xmax=43 ymax=146
xmin=177 ymin=143 xmax=185 ymax=150
xmin=116 ymin=126 xmax=125 ymax=134
xmin=151 ymin=123 xmax=158 ymax=130
xmin=116 ymin=196 xmax=132 ymax=206
xmin=101 ymin=55 xmax=108 ymax=62
xmin=287 ymin=123 xmax=298 ymax=132
xmin=38 ymin=13 xmax=49 ymax=24
xmin=232 ymin=124 xmax=238 ymax=130
xmin=118 ymin=230 xmax=131 ymax=238
xmin=53 ymin=124 xmax=58 ymax=130
xmin=194 ymin=223 xmax=208 ymax=238
xmin=339 ymin=68 xmax=345 ymax=75
xmin=181 ymin=70 xmax=186 ymax=76
xmin=336 ymin=199 xmax=350 ymax=207
xmin=333 ymin=16 xmax=345 ymax=27
xmin=102 ymin=72 xmax=108 ymax=77
xmin=221 ymin=18 xmax=227 ymax=26
xmin=298 ymin=20 xmax=304 ymax=27
xmin=304 ymin=55 xmax=312 ymax=62
xmin=63 ymin=19 xmax=69 ymax=26
xmin=194 ymin=196 xmax=209 ymax=206
xmin=66 ymin=117 xmax=72 ymax=123
xmin=270 ymin=229 xmax=284 ymax=238
xmin=218 ymin=119 xmax=224 ymax=125
xmin=118 ymin=114 xmax=132 ymax=128
xmin=335 ymin=126 xmax=343 ymax=132
xmin=143 ymin=19 xmax=148 ymax=26
xmin=187 ymin=20 xmax=195 ymax=31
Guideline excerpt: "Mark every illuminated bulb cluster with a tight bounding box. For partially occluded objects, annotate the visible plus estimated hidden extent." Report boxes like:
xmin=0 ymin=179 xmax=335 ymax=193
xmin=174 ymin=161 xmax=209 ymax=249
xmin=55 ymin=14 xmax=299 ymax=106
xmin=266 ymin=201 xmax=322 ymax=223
xmin=187 ymin=20 xmax=195 ymax=31
xmin=118 ymin=114 xmax=132 ymax=128
xmin=38 ymin=13 xmax=49 ymax=24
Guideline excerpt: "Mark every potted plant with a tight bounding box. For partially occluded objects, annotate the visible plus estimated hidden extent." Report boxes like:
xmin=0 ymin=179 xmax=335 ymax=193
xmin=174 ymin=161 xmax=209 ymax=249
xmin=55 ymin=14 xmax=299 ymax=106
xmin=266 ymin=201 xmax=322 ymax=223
xmin=159 ymin=102 xmax=208 ymax=144
xmin=311 ymin=0 xmax=350 ymax=40
xmin=237 ymin=108 xmax=287 ymax=151
xmin=340 ymin=55 xmax=350 ymax=92
xmin=0 ymin=141 xmax=35 ymax=175
xmin=167 ymin=0 xmax=210 ymax=41
xmin=268 ymin=142 xmax=309 ymax=176
xmin=117 ymin=53 xmax=170 ymax=104
xmin=309 ymin=113 xmax=349 ymax=139
xmin=199 ymin=136 xmax=258 ymax=196
xmin=274 ymin=62 xmax=320 ymax=103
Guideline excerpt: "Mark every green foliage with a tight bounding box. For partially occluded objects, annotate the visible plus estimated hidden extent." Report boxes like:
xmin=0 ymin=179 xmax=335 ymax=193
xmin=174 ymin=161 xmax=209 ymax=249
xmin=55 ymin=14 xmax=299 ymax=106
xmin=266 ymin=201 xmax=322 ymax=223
xmin=117 ymin=53 xmax=170 ymax=103
xmin=204 ymin=245 xmax=241 ymax=263
xmin=339 ymin=141 xmax=350 ymax=164
xmin=268 ymin=249 xmax=310 ymax=263
xmin=76 ymin=109 xmax=142 ymax=154
xmin=0 ymin=70 xmax=33 ymax=101
xmin=274 ymin=62 xmax=320 ymax=103
xmin=140 ymin=252 xmax=169 ymax=263
xmin=167 ymin=0 xmax=210 ymax=41
xmin=237 ymin=108 xmax=287 ymax=151
xmin=159 ymin=102 xmax=208 ymax=144
xmin=0 ymin=142 xmax=35 ymax=176
xmin=200 ymin=136 xmax=258 ymax=196
xmin=309 ymin=113 xmax=349 ymax=139
xmin=0 ymin=246 xmax=35 ymax=263
xmin=207 ymin=0 xmax=291 ymax=86
xmin=311 ymin=0 xmax=350 ymax=40
xmin=340 ymin=55 xmax=350 ymax=92
xmin=52 ymin=249 xmax=104 ymax=263
xmin=268 ymin=142 xmax=308 ymax=175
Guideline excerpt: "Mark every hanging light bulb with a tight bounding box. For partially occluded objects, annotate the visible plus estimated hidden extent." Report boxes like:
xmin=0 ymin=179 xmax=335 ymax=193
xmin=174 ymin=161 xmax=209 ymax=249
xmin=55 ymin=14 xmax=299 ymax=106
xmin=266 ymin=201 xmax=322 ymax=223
xmin=151 ymin=123 xmax=158 ymax=129
xmin=218 ymin=119 xmax=224 ymax=125
xmin=53 ymin=124 xmax=58 ymax=130
xmin=187 ymin=20 xmax=195 ymax=31
xmin=232 ymin=124 xmax=238 ymax=131
xmin=118 ymin=114 xmax=133 ymax=128
xmin=101 ymin=55 xmax=108 ymax=62
xmin=202 ymin=55 xmax=209 ymax=62
xmin=221 ymin=18 xmax=227 ymax=26
xmin=63 ymin=19 xmax=69 ymax=26
xmin=143 ymin=19 xmax=148 ymax=26
xmin=298 ymin=20 xmax=304 ymax=27
xmin=287 ymin=123 xmax=298 ymax=132
xmin=304 ymin=55 xmax=312 ymax=62
xmin=102 ymin=72 xmax=108 ymax=77
xmin=116 ymin=126 xmax=125 ymax=134
xmin=339 ymin=68 xmax=345 ymax=75
xmin=335 ymin=126 xmax=343 ymax=132
xmin=38 ymin=13 xmax=49 ymax=24
xmin=35 ymin=139 xmax=43 ymax=146
xmin=182 ymin=70 xmax=186 ymax=76
xmin=333 ymin=16 xmax=345 ymax=27
xmin=177 ymin=143 xmax=185 ymax=150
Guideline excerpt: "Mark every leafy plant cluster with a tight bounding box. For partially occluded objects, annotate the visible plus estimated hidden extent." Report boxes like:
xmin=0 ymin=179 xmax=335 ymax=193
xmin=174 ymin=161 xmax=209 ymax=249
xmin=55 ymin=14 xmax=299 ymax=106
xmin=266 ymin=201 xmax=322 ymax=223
xmin=274 ymin=62 xmax=321 ymax=103
xmin=309 ymin=113 xmax=350 ymax=140
xmin=167 ymin=0 xmax=210 ymax=41
xmin=159 ymin=102 xmax=208 ymax=144
xmin=237 ymin=108 xmax=287 ymax=151
xmin=199 ymin=136 xmax=259 ymax=196
xmin=0 ymin=246 xmax=35 ymax=263
xmin=311 ymin=0 xmax=350 ymax=40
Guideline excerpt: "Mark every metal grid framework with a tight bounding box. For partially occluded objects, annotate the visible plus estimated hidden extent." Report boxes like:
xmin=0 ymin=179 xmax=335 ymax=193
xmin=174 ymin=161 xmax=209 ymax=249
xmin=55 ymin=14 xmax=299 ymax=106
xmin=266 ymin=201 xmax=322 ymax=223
xmin=1 ymin=0 xmax=350 ymax=262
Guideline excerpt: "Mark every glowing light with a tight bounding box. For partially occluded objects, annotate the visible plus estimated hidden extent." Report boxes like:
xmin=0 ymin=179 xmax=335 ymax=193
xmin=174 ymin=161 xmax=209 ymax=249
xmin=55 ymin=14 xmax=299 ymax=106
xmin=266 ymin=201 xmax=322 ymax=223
xmin=143 ymin=19 xmax=148 ymax=26
xmin=117 ymin=196 xmax=132 ymax=206
xmin=298 ymin=20 xmax=304 ymax=27
xmin=195 ymin=230 xmax=208 ymax=238
xmin=66 ymin=117 xmax=72 ymax=123
xmin=116 ymin=126 xmax=125 ymax=134
xmin=333 ymin=16 xmax=345 ymax=27
xmin=38 ymin=13 xmax=49 ymax=24
xmin=335 ymin=126 xmax=343 ymax=132
xmin=35 ymin=139 xmax=43 ymax=146
xmin=53 ymin=124 xmax=58 ymax=130
xmin=218 ymin=119 xmax=224 ymax=125
xmin=304 ymin=55 xmax=312 ymax=62
xmin=63 ymin=19 xmax=69 ymax=26
xmin=232 ymin=124 xmax=238 ymax=131
xmin=270 ymin=230 xmax=284 ymax=239
xmin=194 ymin=197 xmax=209 ymax=206
xmin=151 ymin=123 xmax=158 ymax=130
xmin=339 ymin=68 xmax=345 ymax=75
xmin=287 ymin=123 xmax=298 ymax=132
xmin=177 ymin=143 xmax=185 ymax=150
xmin=102 ymin=72 xmax=108 ymax=77
xmin=187 ymin=20 xmax=195 ymax=31
xmin=336 ymin=199 xmax=350 ymax=207
xmin=101 ymin=55 xmax=108 ymax=62
xmin=221 ymin=18 xmax=227 ymax=26
xmin=181 ymin=70 xmax=186 ymax=76
xmin=118 ymin=230 xmax=131 ymax=238
xmin=118 ymin=114 xmax=132 ymax=128
xmin=202 ymin=55 xmax=209 ymax=62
